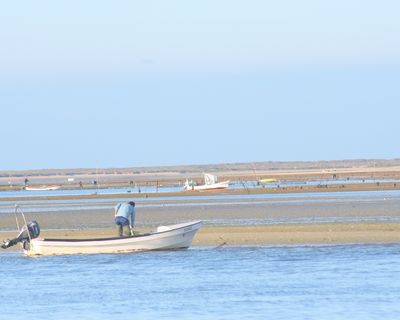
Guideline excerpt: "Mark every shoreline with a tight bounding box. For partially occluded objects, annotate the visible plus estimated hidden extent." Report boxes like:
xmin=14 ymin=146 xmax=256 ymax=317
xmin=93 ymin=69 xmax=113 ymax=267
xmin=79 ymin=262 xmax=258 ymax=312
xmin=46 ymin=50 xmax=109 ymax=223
xmin=1 ymin=223 xmax=400 ymax=252
xmin=2 ymin=176 xmax=400 ymax=252
xmin=2 ymin=163 xmax=400 ymax=188
xmin=0 ymin=181 xmax=399 ymax=202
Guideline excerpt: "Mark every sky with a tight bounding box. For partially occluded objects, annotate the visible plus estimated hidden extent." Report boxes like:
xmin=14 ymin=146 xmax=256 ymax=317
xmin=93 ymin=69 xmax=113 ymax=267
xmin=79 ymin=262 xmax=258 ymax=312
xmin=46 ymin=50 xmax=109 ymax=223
xmin=1 ymin=1 xmax=399 ymax=170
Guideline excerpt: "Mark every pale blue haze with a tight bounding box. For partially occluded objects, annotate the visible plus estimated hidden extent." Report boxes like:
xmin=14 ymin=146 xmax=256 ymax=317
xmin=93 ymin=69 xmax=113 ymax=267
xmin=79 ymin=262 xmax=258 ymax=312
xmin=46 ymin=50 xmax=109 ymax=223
xmin=1 ymin=1 xmax=399 ymax=169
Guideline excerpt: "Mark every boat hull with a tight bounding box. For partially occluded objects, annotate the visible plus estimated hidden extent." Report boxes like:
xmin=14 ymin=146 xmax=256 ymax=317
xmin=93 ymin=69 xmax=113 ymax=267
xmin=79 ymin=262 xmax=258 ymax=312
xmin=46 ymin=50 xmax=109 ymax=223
xmin=24 ymin=221 xmax=202 ymax=256
xmin=25 ymin=185 xmax=61 ymax=191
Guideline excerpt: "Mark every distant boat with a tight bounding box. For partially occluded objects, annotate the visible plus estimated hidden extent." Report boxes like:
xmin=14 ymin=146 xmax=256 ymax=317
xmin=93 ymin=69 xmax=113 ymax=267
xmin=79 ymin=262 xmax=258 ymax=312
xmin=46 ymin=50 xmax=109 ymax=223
xmin=258 ymin=178 xmax=277 ymax=184
xmin=184 ymin=174 xmax=229 ymax=191
xmin=25 ymin=185 xmax=61 ymax=191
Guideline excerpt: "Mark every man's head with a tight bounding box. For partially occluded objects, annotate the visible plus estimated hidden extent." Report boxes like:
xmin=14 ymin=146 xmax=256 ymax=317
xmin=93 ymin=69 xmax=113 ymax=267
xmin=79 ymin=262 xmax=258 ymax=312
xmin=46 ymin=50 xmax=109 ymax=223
xmin=129 ymin=201 xmax=135 ymax=207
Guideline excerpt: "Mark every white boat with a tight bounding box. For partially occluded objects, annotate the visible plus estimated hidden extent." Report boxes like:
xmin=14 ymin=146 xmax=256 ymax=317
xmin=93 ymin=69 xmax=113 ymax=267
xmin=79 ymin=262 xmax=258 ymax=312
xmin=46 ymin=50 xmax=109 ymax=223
xmin=25 ymin=185 xmax=61 ymax=191
xmin=1 ymin=206 xmax=202 ymax=256
xmin=23 ymin=221 xmax=202 ymax=256
xmin=184 ymin=174 xmax=229 ymax=191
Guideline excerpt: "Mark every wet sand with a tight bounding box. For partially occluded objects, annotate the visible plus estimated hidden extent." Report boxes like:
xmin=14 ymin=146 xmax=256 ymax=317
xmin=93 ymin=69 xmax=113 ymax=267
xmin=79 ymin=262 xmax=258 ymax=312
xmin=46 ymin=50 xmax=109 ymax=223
xmin=1 ymin=224 xmax=400 ymax=251
xmin=2 ymin=190 xmax=400 ymax=250
xmin=194 ymin=223 xmax=400 ymax=246
xmin=2 ymin=168 xmax=400 ymax=251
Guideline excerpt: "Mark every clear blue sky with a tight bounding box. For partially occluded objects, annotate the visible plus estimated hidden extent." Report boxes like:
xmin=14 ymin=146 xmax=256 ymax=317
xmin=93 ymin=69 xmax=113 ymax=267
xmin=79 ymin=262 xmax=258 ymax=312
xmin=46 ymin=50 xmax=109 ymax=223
xmin=1 ymin=1 xmax=399 ymax=170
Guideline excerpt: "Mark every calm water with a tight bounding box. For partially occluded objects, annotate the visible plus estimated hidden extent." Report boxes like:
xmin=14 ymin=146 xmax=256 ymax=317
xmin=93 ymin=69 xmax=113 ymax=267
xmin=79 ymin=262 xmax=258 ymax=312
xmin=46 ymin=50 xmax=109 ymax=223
xmin=1 ymin=245 xmax=400 ymax=319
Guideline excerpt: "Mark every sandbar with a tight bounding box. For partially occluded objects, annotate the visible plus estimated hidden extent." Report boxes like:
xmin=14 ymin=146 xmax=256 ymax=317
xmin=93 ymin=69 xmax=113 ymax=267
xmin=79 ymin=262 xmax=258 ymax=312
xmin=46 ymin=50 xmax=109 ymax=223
xmin=1 ymin=223 xmax=400 ymax=252
xmin=2 ymin=185 xmax=400 ymax=251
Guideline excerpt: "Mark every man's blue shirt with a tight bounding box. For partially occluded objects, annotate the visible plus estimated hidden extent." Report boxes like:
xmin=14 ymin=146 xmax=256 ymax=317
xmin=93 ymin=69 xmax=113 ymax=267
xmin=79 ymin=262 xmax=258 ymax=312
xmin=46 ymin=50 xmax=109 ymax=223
xmin=115 ymin=202 xmax=135 ymax=225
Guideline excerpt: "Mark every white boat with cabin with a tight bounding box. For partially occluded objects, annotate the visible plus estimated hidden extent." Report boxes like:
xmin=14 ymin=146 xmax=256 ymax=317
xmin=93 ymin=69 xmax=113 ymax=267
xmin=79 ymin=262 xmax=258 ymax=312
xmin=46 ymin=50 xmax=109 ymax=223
xmin=184 ymin=173 xmax=229 ymax=191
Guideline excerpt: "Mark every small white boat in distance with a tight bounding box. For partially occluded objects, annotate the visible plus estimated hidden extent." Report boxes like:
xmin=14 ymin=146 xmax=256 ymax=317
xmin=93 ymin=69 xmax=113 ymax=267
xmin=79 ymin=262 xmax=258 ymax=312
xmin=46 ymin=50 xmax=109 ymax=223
xmin=23 ymin=221 xmax=202 ymax=256
xmin=25 ymin=185 xmax=61 ymax=191
xmin=184 ymin=174 xmax=229 ymax=191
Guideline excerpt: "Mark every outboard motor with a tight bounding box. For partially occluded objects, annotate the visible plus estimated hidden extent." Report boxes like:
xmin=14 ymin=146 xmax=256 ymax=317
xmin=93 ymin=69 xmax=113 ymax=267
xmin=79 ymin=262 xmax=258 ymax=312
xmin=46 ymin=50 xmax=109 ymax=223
xmin=1 ymin=221 xmax=40 ymax=249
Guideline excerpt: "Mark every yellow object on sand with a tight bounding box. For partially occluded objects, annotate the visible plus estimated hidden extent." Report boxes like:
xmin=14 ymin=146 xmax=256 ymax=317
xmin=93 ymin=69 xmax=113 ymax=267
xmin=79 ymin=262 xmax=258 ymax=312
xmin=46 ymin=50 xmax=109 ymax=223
xmin=259 ymin=178 xmax=277 ymax=183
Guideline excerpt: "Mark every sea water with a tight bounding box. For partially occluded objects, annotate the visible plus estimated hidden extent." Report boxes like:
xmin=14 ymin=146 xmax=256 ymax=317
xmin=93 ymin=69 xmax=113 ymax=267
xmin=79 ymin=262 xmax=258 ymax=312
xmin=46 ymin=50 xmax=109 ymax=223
xmin=2 ymin=189 xmax=400 ymax=214
xmin=1 ymin=245 xmax=399 ymax=320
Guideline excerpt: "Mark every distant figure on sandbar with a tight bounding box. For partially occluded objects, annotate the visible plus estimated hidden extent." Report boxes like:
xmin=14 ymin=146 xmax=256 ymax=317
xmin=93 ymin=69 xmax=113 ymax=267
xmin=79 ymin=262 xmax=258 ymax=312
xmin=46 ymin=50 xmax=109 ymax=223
xmin=114 ymin=201 xmax=136 ymax=237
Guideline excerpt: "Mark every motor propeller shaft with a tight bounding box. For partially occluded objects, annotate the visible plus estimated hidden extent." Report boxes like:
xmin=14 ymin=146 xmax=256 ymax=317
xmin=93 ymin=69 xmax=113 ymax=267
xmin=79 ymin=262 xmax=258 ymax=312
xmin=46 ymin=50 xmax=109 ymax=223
xmin=1 ymin=221 xmax=40 ymax=249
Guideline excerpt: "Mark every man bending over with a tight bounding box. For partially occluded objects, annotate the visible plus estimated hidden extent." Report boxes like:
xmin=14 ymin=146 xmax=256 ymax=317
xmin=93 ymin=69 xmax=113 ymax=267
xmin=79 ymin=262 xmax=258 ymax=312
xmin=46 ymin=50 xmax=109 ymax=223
xmin=114 ymin=201 xmax=136 ymax=236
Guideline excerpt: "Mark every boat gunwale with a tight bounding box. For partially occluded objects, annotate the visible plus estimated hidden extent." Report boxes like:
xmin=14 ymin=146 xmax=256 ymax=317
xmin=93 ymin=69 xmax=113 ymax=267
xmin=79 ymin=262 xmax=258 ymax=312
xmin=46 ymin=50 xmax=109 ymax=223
xmin=38 ymin=221 xmax=202 ymax=243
